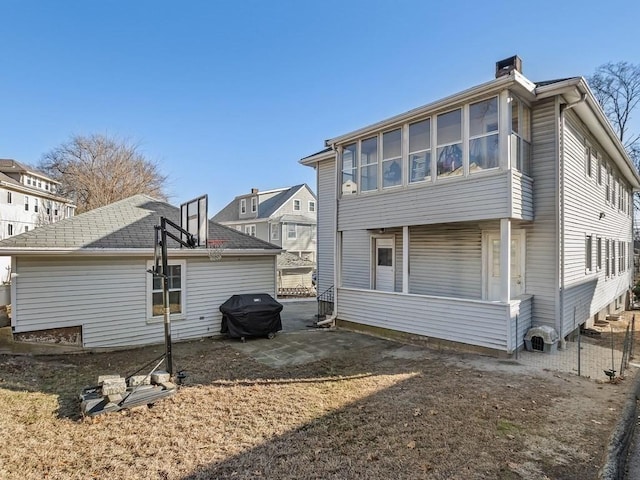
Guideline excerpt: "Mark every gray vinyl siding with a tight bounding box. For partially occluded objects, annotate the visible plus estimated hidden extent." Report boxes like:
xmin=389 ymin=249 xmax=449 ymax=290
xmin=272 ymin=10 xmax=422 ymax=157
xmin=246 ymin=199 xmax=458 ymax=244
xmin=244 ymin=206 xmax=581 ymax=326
xmin=317 ymin=159 xmax=336 ymax=294
xmin=341 ymin=230 xmax=371 ymax=290
xmin=526 ymin=97 xmax=559 ymax=331
xmin=512 ymin=171 xmax=534 ymax=220
xmin=282 ymin=223 xmax=316 ymax=255
xmin=13 ymin=255 xmax=276 ymax=348
xmin=409 ymin=224 xmax=482 ymax=299
xmin=338 ymin=288 xmax=513 ymax=351
xmin=560 ymin=112 xmax=633 ymax=334
xmin=510 ymin=296 xmax=533 ymax=351
xmin=338 ymin=171 xmax=510 ymax=231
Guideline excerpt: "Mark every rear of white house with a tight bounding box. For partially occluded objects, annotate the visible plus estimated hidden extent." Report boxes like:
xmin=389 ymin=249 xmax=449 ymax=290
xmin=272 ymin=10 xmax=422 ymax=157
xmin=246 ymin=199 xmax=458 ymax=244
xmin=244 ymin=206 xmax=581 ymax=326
xmin=301 ymin=57 xmax=639 ymax=354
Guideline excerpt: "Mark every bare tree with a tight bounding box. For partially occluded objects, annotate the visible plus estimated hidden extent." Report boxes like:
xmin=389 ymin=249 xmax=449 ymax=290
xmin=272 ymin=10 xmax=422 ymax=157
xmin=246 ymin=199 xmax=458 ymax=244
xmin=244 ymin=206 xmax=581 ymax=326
xmin=588 ymin=62 xmax=640 ymax=165
xmin=39 ymin=134 xmax=168 ymax=213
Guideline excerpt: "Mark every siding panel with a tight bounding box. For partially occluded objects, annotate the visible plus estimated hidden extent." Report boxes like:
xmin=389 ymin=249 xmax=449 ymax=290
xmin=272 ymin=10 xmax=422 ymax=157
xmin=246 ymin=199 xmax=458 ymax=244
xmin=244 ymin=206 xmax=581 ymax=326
xmin=317 ymin=159 xmax=336 ymax=294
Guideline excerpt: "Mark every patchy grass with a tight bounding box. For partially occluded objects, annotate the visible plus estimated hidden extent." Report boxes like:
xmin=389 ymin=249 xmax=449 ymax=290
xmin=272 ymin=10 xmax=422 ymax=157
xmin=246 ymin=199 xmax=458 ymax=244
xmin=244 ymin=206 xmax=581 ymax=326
xmin=0 ymin=335 xmax=631 ymax=480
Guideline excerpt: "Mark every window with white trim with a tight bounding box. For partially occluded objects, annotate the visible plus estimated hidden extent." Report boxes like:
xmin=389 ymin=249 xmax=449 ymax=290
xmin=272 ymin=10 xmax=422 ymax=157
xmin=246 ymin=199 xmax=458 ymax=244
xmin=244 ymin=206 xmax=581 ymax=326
xmin=469 ymin=97 xmax=499 ymax=172
xmin=271 ymin=223 xmax=279 ymax=241
xmin=148 ymin=260 xmax=185 ymax=320
xmin=605 ymin=167 xmax=610 ymax=202
xmin=584 ymin=145 xmax=592 ymax=177
xmin=605 ymin=239 xmax=611 ymax=277
xmin=245 ymin=224 xmax=256 ymax=236
xmin=7 ymin=192 xmax=11 ymax=204
xmin=7 ymin=224 xmax=13 ymax=236
xmin=240 ymin=198 xmax=246 ymax=214
xmin=251 ymin=197 xmax=257 ymax=213
xmin=360 ymin=136 xmax=378 ymax=191
xmin=597 ymin=156 xmax=602 ymax=185
xmin=611 ymin=240 xmax=616 ymax=276
xmin=511 ymin=97 xmax=531 ymax=174
xmin=308 ymin=200 xmax=315 ymax=212
xmin=382 ymin=128 xmax=402 ymax=188
xmin=408 ymin=118 xmax=431 ymax=183
xmin=436 ymin=108 xmax=463 ymax=178
xmin=34 ymin=198 xmax=38 ymax=213
xmin=596 ymin=236 xmax=602 ymax=271
xmin=619 ymin=241 xmax=625 ymax=272
xmin=24 ymin=226 xmax=28 ymax=232
xmin=24 ymin=196 xmax=29 ymax=211
xmin=341 ymin=143 xmax=357 ymax=195
xmin=585 ymin=235 xmax=593 ymax=273
xmin=287 ymin=223 xmax=297 ymax=239
xmin=293 ymin=199 xmax=301 ymax=211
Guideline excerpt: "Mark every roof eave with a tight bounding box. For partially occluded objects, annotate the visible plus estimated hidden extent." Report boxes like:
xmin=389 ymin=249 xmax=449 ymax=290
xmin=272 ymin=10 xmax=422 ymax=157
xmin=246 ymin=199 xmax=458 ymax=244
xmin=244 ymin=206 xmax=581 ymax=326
xmin=0 ymin=247 xmax=282 ymax=256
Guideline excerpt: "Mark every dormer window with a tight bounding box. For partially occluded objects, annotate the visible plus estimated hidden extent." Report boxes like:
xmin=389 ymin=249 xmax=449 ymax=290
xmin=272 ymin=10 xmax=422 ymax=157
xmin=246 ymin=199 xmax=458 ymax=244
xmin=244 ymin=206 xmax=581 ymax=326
xmin=26 ymin=176 xmax=31 ymax=186
xmin=251 ymin=197 xmax=257 ymax=213
xmin=240 ymin=198 xmax=246 ymax=214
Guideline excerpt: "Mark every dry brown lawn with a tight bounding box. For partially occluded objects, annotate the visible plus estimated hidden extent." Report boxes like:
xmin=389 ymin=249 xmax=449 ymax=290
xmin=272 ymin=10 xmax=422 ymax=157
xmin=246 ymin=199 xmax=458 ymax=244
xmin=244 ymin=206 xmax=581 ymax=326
xmin=0 ymin=335 xmax=632 ymax=480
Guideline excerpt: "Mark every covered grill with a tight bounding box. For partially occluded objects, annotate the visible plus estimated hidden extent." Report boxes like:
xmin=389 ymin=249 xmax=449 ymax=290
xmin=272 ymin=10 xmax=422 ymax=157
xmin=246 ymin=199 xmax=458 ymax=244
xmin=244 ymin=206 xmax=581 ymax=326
xmin=219 ymin=293 xmax=283 ymax=341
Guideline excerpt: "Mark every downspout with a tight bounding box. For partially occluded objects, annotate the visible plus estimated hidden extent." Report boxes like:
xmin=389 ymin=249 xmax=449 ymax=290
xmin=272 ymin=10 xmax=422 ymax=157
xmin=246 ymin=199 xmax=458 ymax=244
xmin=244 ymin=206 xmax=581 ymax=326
xmin=316 ymin=144 xmax=339 ymax=327
xmin=557 ymin=91 xmax=587 ymax=347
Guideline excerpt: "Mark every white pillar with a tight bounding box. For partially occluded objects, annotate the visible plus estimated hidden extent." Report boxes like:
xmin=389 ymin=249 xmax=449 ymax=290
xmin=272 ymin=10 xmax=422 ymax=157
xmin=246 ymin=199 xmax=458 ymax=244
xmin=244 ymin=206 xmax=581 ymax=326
xmin=500 ymin=218 xmax=511 ymax=303
xmin=403 ymin=226 xmax=409 ymax=293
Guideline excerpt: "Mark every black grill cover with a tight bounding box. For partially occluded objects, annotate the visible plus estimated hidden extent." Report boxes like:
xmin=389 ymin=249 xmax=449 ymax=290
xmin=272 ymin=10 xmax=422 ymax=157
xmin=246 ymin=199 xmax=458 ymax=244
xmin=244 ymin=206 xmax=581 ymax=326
xmin=219 ymin=293 xmax=283 ymax=338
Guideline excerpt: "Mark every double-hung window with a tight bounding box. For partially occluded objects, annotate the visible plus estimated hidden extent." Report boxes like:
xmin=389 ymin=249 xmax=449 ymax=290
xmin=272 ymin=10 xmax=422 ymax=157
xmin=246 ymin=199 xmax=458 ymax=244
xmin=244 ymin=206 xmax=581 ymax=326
xmin=34 ymin=198 xmax=39 ymax=213
xmin=596 ymin=237 xmax=602 ymax=271
xmin=605 ymin=167 xmax=610 ymax=202
xmin=293 ymin=199 xmax=301 ymax=211
xmin=382 ymin=129 xmax=402 ymax=188
xmin=469 ymin=97 xmax=499 ymax=172
xmin=308 ymin=201 xmax=315 ymax=212
xmin=7 ymin=192 xmax=11 ymax=204
xmin=271 ymin=223 xmax=280 ymax=241
xmin=149 ymin=261 xmax=185 ymax=320
xmin=7 ymin=224 xmax=13 ymax=236
xmin=408 ymin=119 xmax=431 ymax=183
xmin=584 ymin=145 xmax=592 ymax=177
xmin=436 ymin=109 xmax=462 ymax=178
xmin=611 ymin=241 xmax=616 ymax=276
xmin=245 ymin=224 xmax=256 ymax=236
xmin=24 ymin=196 xmax=29 ymax=211
xmin=605 ymin=240 xmax=611 ymax=277
xmin=585 ymin=235 xmax=593 ymax=273
xmin=341 ymin=143 xmax=357 ymax=195
xmin=360 ymin=136 xmax=378 ymax=192
xmin=287 ymin=223 xmax=297 ymax=239
xmin=251 ymin=197 xmax=257 ymax=213
xmin=240 ymin=199 xmax=246 ymax=214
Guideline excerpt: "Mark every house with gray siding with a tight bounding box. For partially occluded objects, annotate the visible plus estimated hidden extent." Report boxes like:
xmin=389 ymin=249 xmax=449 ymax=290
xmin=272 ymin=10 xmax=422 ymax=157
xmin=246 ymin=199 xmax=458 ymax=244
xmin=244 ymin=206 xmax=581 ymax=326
xmin=0 ymin=194 xmax=280 ymax=348
xmin=301 ymin=57 xmax=640 ymax=354
xmin=212 ymin=184 xmax=317 ymax=294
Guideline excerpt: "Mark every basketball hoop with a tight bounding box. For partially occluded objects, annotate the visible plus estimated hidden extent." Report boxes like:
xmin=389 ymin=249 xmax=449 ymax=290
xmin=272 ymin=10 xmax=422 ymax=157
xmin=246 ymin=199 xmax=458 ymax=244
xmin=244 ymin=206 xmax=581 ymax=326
xmin=206 ymin=239 xmax=226 ymax=261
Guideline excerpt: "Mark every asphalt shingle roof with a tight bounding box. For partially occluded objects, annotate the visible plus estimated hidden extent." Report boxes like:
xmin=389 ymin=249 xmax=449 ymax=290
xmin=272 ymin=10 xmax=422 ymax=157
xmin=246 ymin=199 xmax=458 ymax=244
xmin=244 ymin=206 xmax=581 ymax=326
xmin=0 ymin=194 xmax=280 ymax=251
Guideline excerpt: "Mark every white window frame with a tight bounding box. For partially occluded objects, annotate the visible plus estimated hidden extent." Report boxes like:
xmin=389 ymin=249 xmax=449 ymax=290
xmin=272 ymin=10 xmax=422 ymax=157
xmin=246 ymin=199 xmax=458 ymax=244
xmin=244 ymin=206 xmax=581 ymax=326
xmin=293 ymin=199 xmax=301 ymax=211
xmin=251 ymin=197 xmax=257 ymax=213
xmin=408 ymin=118 xmax=432 ymax=184
xmin=240 ymin=198 xmax=246 ymax=214
xmin=24 ymin=195 xmax=29 ymax=211
xmin=308 ymin=200 xmax=315 ymax=212
xmin=7 ymin=224 xmax=13 ymax=236
xmin=146 ymin=260 xmax=186 ymax=323
xmin=468 ymin=96 xmax=500 ymax=174
xmin=271 ymin=223 xmax=280 ymax=241
xmin=596 ymin=236 xmax=602 ymax=271
xmin=382 ymin=128 xmax=403 ymax=189
xmin=245 ymin=224 xmax=256 ymax=236
xmin=287 ymin=223 xmax=297 ymax=239
xmin=34 ymin=198 xmax=39 ymax=213
xmin=359 ymin=135 xmax=379 ymax=192
xmin=584 ymin=144 xmax=592 ymax=178
xmin=585 ymin=234 xmax=593 ymax=274
xmin=7 ymin=191 xmax=11 ymax=204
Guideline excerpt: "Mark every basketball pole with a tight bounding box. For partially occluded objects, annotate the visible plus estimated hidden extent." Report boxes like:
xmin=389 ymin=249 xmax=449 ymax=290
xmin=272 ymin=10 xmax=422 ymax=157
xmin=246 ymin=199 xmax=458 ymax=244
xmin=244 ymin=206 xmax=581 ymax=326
xmin=160 ymin=217 xmax=173 ymax=375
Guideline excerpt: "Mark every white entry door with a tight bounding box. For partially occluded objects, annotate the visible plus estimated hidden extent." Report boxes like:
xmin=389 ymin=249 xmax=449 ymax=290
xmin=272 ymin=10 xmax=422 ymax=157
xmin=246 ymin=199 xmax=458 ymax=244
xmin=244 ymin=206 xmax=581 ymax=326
xmin=486 ymin=231 xmax=524 ymax=301
xmin=374 ymin=237 xmax=395 ymax=292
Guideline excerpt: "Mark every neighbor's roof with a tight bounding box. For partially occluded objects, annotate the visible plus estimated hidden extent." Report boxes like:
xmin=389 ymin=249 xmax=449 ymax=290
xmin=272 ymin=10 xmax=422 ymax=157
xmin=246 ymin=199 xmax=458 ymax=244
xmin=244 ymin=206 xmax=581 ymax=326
xmin=212 ymin=184 xmax=316 ymax=223
xmin=0 ymin=194 xmax=280 ymax=254
xmin=0 ymin=159 xmax=59 ymax=183
xmin=277 ymin=251 xmax=315 ymax=269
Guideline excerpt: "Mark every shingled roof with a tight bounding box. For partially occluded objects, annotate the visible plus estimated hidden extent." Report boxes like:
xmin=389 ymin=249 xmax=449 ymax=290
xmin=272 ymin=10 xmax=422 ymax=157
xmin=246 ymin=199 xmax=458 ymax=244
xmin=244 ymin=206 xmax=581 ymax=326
xmin=0 ymin=194 xmax=280 ymax=252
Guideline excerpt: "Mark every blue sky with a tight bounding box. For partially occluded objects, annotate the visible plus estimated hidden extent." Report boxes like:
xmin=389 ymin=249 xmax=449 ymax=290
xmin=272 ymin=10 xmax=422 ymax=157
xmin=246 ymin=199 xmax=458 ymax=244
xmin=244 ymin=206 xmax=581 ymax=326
xmin=1 ymin=0 xmax=639 ymax=214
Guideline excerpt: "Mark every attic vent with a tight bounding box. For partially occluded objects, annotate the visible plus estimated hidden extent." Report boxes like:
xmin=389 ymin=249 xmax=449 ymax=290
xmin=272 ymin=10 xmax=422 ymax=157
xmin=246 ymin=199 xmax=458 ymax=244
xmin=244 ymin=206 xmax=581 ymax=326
xmin=495 ymin=55 xmax=522 ymax=78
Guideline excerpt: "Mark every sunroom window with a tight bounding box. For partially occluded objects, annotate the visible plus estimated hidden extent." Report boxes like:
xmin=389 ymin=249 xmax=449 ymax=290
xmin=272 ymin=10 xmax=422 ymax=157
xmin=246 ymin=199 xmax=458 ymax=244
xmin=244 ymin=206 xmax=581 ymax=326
xmin=360 ymin=136 xmax=378 ymax=192
xmin=409 ymin=119 xmax=431 ymax=183
xmin=469 ymin=97 xmax=499 ymax=172
xmin=382 ymin=129 xmax=402 ymax=188
xmin=436 ymin=109 xmax=463 ymax=177
xmin=511 ymin=98 xmax=531 ymax=174
xmin=341 ymin=143 xmax=357 ymax=195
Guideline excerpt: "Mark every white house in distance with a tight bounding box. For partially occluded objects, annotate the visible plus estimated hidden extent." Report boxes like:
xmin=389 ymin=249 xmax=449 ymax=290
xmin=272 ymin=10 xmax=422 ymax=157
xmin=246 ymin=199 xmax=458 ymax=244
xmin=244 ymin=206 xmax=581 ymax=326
xmin=0 ymin=159 xmax=76 ymax=283
xmin=212 ymin=184 xmax=317 ymax=295
xmin=0 ymin=194 xmax=281 ymax=348
xmin=301 ymin=56 xmax=639 ymax=354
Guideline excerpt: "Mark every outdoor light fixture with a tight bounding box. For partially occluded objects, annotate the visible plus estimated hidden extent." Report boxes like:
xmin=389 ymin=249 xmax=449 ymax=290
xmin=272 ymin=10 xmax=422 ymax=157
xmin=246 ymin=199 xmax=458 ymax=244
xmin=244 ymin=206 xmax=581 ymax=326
xmin=599 ymin=212 xmax=606 ymax=219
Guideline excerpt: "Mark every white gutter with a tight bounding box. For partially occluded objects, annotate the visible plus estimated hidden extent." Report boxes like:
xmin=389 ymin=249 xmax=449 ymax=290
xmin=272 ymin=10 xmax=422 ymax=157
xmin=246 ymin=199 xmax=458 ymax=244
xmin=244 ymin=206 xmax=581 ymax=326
xmin=0 ymin=247 xmax=282 ymax=256
xmin=324 ymin=73 xmax=524 ymax=147
xmin=316 ymin=146 xmax=340 ymax=327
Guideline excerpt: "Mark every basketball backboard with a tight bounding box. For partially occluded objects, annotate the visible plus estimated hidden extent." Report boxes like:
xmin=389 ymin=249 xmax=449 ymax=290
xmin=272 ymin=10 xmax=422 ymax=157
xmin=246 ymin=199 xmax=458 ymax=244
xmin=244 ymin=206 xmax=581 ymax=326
xmin=180 ymin=194 xmax=208 ymax=247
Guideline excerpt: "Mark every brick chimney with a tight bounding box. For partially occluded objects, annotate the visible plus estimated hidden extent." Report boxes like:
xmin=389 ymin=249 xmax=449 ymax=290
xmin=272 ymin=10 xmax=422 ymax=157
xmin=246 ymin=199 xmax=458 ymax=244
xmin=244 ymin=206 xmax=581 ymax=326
xmin=495 ymin=55 xmax=522 ymax=78
xmin=251 ymin=188 xmax=259 ymax=194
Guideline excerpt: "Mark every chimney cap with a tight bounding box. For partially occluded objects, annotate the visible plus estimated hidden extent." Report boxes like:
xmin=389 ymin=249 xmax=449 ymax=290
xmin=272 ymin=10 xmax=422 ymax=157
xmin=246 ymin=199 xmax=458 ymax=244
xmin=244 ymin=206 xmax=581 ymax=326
xmin=251 ymin=188 xmax=259 ymax=194
xmin=495 ymin=55 xmax=522 ymax=78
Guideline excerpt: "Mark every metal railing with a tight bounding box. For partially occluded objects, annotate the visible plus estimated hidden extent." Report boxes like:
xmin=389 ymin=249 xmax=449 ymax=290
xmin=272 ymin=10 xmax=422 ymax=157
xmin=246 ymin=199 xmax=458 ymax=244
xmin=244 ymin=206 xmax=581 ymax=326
xmin=317 ymin=285 xmax=334 ymax=322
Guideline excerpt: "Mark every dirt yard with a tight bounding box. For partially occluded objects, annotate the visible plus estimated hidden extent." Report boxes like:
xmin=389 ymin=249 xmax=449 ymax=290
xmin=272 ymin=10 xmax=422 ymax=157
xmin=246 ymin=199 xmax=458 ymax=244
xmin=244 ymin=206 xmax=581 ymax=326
xmin=0 ymin=333 xmax=634 ymax=480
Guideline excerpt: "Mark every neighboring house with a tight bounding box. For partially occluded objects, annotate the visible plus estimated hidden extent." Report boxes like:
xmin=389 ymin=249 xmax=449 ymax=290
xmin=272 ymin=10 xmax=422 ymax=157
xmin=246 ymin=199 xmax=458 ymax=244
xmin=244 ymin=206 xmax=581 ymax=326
xmin=0 ymin=159 xmax=76 ymax=282
xmin=0 ymin=194 xmax=281 ymax=348
xmin=301 ymin=56 xmax=640 ymax=354
xmin=212 ymin=184 xmax=317 ymax=294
